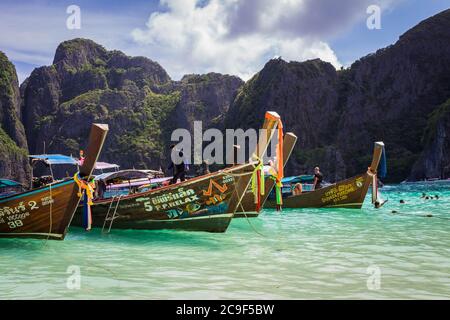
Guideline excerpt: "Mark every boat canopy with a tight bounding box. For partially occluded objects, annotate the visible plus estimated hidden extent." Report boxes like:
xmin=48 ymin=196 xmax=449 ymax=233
xmin=94 ymin=170 xmax=150 ymax=182
xmin=282 ymin=175 xmax=315 ymax=184
xmin=29 ymin=154 xmax=78 ymax=166
xmin=0 ymin=179 xmax=22 ymax=188
xmin=95 ymin=162 xmax=120 ymax=170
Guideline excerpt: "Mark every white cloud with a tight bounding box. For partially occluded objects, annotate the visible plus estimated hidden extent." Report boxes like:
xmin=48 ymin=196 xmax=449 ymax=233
xmin=0 ymin=2 xmax=141 ymax=82
xmin=0 ymin=0 xmax=403 ymax=82
xmin=132 ymin=0 xmax=348 ymax=80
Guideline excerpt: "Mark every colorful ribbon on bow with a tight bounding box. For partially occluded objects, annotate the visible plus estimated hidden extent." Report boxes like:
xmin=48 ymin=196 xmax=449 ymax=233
xmin=251 ymin=156 xmax=265 ymax=212
xmin=264 ymin=113 xmax=284 ymax=211
xmin=74 ymin=173 xmax=95 ymax=231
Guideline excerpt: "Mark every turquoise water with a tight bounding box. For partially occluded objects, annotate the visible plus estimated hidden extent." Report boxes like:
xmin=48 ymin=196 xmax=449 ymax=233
xmin=1 ymin=182 xmax=449 ymax=299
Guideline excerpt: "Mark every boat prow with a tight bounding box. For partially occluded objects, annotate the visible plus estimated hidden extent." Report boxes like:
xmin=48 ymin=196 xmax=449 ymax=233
xmin=0 ymin=123 xmax=109 ymax=240
xmin=265 ymin=141 xmax=385 ymax=209
xmin=72 ymin=112 xmax=283 ymax=233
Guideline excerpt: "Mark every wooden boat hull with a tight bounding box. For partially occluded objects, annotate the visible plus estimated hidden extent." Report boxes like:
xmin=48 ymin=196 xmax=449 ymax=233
xmin=73 ymin=112 xmax=284 ymax=233
xmin=265 ymin=141 xmax=385 ymax=209
xmin=73 ymin=168 xmax=252 ymax=233
xmin=235 ymin=132 xmax=298 ymax=217
xmin=0 ymin=123 xmax=109 ymax=240
xmin=0 ymin=180 xmax=80 ymax=239
xmin=265 ymin=173 xmax=371 ymax=209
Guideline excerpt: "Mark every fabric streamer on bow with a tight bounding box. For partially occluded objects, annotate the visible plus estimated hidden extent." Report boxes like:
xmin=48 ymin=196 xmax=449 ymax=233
xmin=251 ymin=156 xmax=265 ymax=212
xmin=264 ymin=113 xmax=284 ymax=211
xmin=74 ymin=173 xmax=95 ymax=231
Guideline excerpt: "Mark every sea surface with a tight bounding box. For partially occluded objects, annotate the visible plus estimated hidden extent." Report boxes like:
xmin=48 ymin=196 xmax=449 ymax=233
xmin=1 ymin=181 xmax=449 ymax=299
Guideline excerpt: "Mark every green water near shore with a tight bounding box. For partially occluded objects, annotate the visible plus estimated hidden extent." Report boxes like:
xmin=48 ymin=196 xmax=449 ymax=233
xmin=1 ymin=182 xmax=449 ymax=299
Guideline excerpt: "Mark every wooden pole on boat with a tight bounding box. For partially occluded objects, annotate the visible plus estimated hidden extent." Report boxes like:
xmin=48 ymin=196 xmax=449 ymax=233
xmin=79 ymin=124 xmax=109 ymax=178
xmin=281 ymin=132 xmax=297 ymax=171
xmin=60 ymin=124 xmax=109 ymax=236
xmin=227 ymin=112 xmax=282 ymax=214
xmin=370 ymin=141 xmax=385 ymax=205
xmin=370 ymin=142 xmax=384 ymax=173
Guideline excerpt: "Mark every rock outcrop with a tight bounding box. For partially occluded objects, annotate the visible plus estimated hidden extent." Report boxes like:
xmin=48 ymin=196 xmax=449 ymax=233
xmin=0 ymin=52 xmax=30 ymax=183
xmin=3 ymin=9 xmax=449 ymax=183
xmin=226 ymin=9 xmax=450 ymax=182
xmin=20 ymin=39 xmax=243 ymax=172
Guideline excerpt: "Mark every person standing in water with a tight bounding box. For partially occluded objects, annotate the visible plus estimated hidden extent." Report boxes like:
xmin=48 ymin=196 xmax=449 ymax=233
xmin=313 ymin=166 xmax=323 ymax=190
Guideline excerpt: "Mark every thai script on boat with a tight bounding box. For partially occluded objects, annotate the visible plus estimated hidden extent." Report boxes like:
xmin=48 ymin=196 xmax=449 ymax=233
xmin=0 ymin=200 xmax=41 ymax=217
xmin=166 ymin=208 xmax=184 ymax=219
xmin=0 ymin=196 xmax=54 ymax=227
xmin=118 ymin=203 xmax=141 ymax=210
xmin=222 ymin=175 xmax=233 ymax=184
xmin=4 ymin=212 xmax=30 ymax=222
xmin=41 ymin=196 xmax=54 ymax=206
xmin=135 ymin=197 xmax=150 ymax=203
xmin=141 ymin=188 xmax=199 ymax=212
xmin=206 ymin=194 xmax=226 ymax=205
xmin=152 ymin=188 xmax=196 ymax=205
xmin=321 ymin=178 xmax=364 ymax=203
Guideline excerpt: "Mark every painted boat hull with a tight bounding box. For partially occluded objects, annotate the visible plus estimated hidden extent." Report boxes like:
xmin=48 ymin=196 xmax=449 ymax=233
xmin=265 ymin=141 xmax=385 ymax=209
xmin=73 ymin=171 xmax=246 ymax=233
xmin=234 ymin=132 xmax=298 ymax=218
xmin=0 ymin=123 xmax=109 ymax=240
xmin=265 ymin=173 xmax=371 ymax=209
xmin=0 ymin=180 xmax=80 ymax=240
xmin=73 ymin=112 xmax=284 ymax=233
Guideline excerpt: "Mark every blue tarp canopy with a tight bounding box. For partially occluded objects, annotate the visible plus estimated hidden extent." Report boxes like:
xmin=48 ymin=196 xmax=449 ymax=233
xmin=29 ymin=154 xmax=78 ymax=166
xmin=281 ymin=175 xmax=315 ymax=184
xmin=0 ymin=179 xmax=22 ymax=188
xmin=94 ymin=170 xmax=150 ymax=182
xmin=95 ymin=162 xmax=120 ymax=170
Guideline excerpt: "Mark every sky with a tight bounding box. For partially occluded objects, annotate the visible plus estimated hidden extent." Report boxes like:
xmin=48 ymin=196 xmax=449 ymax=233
xmin=0 ymin=0 xmax=449 ymax=83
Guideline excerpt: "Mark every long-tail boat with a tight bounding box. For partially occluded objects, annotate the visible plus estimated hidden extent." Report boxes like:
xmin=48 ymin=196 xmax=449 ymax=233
xmin=72 ymin=112 xmax=284 ymax=233
xmin=234 ymin=132 xmax=298 ymax=218
xmin=0 ymin=124 xmax=109 ymax=240
xmin=265 ymin=141 xmax=385 ymax=209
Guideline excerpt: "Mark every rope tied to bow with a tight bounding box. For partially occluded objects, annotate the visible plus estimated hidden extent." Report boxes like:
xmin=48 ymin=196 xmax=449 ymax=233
xmin=264 ymin=113 xmax=284 ymax=211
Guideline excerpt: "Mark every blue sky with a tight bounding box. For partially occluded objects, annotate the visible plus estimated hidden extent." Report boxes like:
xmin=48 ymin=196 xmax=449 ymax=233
xmin=0 ymin=0 xmax=449 ymax=83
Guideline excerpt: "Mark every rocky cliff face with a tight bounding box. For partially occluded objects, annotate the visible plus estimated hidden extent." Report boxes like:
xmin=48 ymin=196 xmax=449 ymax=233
xmin=5 ymin=9 xmax=450 ymax=183
xmin=225 ymin=58 xmax=344 ymax=180
xmin=20 ymin=39 xmax=242 ymax=172
xmin=336 ymin=9 xmax=450 ymax=181
xmin=409 ymin=98 xmax=450 ymax=180
xmin=227 ymin=9 xmax=450 ymax=182
xmin=0 ymin=52 xmax=30 ymax=183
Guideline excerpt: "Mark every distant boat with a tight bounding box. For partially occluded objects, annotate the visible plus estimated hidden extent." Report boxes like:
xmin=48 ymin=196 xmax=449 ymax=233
xmin=234 ymin=132 xmax=297 ymax=217
xmin=0 ymin=124 xmax=108 ymax=240
xmin=265 ymin=142 xmax=386 ymax=209
xmin=71 ymin=112 xmax=283 ymax=233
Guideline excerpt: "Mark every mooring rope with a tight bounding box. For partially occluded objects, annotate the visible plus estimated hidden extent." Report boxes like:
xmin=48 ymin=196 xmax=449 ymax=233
xmin=42 ymin=183 xmax=53 ymax=246
xmin=231 ymin=184 xmax=265 ymax=237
